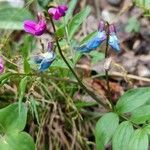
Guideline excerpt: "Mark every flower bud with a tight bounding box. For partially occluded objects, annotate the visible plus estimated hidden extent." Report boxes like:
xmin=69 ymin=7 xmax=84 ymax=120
xmin=108 ymin=24 xmax=121 ymax=52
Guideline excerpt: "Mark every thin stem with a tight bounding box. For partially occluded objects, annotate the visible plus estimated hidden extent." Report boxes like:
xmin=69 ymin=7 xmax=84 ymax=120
xmin=105 ymin=22 xmax=113 ymax=108
xmin=50 ymin=17 xmax=109 ymax=110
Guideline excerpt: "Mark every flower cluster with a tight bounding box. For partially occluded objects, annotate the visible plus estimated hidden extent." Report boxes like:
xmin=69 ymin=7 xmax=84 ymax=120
xmin=23 ymin=4 xmax=120 ymax=72
xmin=76 ymin=21 xmax=120 ymax=53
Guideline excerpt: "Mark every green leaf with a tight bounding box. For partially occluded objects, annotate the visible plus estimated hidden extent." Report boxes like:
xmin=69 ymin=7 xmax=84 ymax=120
xmin=18 ymin=76 xmax=28 ymax=114
xmin=0 ymin=132 xmax=35 ymax=150
xmin=130 ymin=105 xmax=150 ymax=124
xmin=144 ymin=125 xmax=150 ymax=135
xmin=55 ymin=25 xmax=65 ymax=37
xmin=68 ymin=6 xmax=91 ymax=39
xmin=128 ymin=129 xmax=149 ymax=150
xmin=0 ymin=72 xmax=12 ymax=85
xmin=30 ymin=97 xmax=40 ymax=125
xmin=37 ymin=0 xmax=52 ymax=8
xmin=134 ymin=0 xmax=150 ymax=11
xmin=95 ymin=112 xmax=119 ymax=150
xmin=0 ymin=103 xmax=27 ymax=134
xmin=51 ymin=59 xmax=74 ymax=69
xmin=0 ymin=7 xmax=33 ymax=30
xmin=80 ymin=31 xmax=97 ymax=44
xmin=23 ymin=58 xmax=31 ymax=74
xmin=75 ymin=100 xmax=97 ymax=109
xmin=116 ymin=87 xmax=150 ymax=114
xmin=125 ymin=16 xmax=140 ymax=33
xmin=112 ymin=121 xmax=134 ymax=150
xmin=89 ymin=51 xmax=105 ymax=64
xmin=21 ymin=35 xmax=34 ymax=58
xmin=64 ymin=0 xmax=78 ymax=23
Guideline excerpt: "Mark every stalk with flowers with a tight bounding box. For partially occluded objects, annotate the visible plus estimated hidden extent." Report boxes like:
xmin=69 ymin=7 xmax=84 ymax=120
xmin=0 ymin=1 xmax=150 ymax=150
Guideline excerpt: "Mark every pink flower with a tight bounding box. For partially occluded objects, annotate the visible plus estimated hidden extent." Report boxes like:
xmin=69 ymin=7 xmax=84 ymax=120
xmin=48 ymin=5 xmax=68 ymax=20
xmin=0 ymin=58 xmax=4 ymax=74
xmin=23 ymin=13 xmax=46 ymax=36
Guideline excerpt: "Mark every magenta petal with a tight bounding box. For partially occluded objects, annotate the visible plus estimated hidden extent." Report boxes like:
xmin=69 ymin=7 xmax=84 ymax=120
xmin=48 ymin=8 xmax=61 ymax=20
xmin=58 ymin=5 xmax=68 ymax=17
xmin=48 ymin=8 xmax=57 ymax=15
xmin=34 ymin=20 xmax=46 ymax=35
xmin=58 ymin=5 xmax=68 ymax=11
xmin=23 ymin=20 xmax=37 ymax=35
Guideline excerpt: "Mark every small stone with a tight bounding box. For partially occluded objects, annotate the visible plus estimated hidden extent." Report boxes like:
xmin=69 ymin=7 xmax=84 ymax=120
xmin=107 ymin=0 xmax=122 ymax=6
xmin=138 ymin=64 xmax=150 ymax=77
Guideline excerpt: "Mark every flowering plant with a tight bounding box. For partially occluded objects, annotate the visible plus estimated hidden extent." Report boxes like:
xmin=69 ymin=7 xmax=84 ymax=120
xmin=0 ymin=1 xmax=149 ymax=150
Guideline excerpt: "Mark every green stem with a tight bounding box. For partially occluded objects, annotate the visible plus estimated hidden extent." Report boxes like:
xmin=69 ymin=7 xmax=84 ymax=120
xmin=105 ymin=22 xmax=113 ymax=108
xmin=50 ymin=17 xmax=109 ymax=109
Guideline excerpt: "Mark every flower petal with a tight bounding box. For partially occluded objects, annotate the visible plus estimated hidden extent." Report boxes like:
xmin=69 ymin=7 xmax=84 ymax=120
xmin=23 ymin=20 xmax=37 ymax=35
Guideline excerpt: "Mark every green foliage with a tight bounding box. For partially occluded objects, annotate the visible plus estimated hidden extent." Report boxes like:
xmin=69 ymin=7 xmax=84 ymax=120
xmin=0 ymin=6 xmax=33 ymax=30
xmin=0 ymin=72 xmax=12 ymax=85
xmin=130 ymin=105 xmax=150 ymax=124
xmin=128 ymin=129 xmax=149 ymax=150
xmin=112 ymin=121 xmax=134 ymax=150
xmin=68 ymin=6 xmax=91 ymax=39
xmin=125 ymin=16 xmax=140 ymax=33
xmin=0 ymin=103 xmax=27 ymax=133
xmin=116 ymin=87 xmax=150 ymax=114
xmin=95 ymin=112 xmax=119 ymax=150
xmin=64 ymin=0 xmax=78 ymax=23
xmin=18 ymin=77 xmax=29 ymax=114
xmin=89 ymin=51 xmax=105 ymax=64
xmin=133 ymin=0 xmax=150 ymax=16
xmin=37 ymin=0 xmax=52 ymax=8
xmin=80 ymin=31 xmax=97 ymax=44
xmin=0 ymin=103 xmax=35 ymax=150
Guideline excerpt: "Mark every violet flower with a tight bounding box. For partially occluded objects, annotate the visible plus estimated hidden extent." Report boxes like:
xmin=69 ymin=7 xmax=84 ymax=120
xmin=48 ymin=5 xmax=68 ymax=20
xmin=108 ymin=24 xmax=121 ymax=52
xmin=23 ymin=13 xmax=46 ymax=36
xmin=34 ymin=42 xmax=56 ymax=72
xmin=0 ymin=57 xmax=4 ymax=74
xmin=75 ymin=21 xmax=106 ymax=53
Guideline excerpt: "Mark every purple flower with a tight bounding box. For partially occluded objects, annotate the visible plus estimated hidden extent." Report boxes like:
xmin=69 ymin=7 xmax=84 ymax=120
xmin=0 ymin=58 xmax=4 ymax=74
xmin=34 ymin=42 xmax=56 ymax=72
xmin=48 ymin=5 xmax=68 ymax=20
xmin=23 ymin=13 xmax=46 ymax=36
xmin=108 ymin=24 xmax=121 ymax=52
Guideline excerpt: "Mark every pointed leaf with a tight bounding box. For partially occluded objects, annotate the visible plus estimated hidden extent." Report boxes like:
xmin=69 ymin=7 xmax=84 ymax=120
xmin=0 ymin=103 xmax=27 ymax=134
xmin=128 ymin=129 xmax=149 ymax=150
xmin=0 ymin=132 xmax=35 ymax=150
xmin=18 ymin=76 xmax=28 ymax=114
xmin=68 ymin=6 xmax=91 ymax=39
xmin=0 ymin=7 xmax=33 ymax=30
xmin=130 ymin=105 xmax=150 ymax=124
xmin=116 ymin=87 xmax=150 ymax=114
xmin=112 ymin=121 xmax=134 ymax=150
xmin=64 ymin=0 xmax=78 ymax=23
xmin=95 ymin=112 xmax=119 ymax=150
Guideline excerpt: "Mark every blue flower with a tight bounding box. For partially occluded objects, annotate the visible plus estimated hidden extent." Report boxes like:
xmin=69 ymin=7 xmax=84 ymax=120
xmin=108 ymin=24 xmax=121 ymax=52
xmin=34 ymin=43 xmax=56 ymax=72
xmin=75 ymin=21 xmax=106 ymax=53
